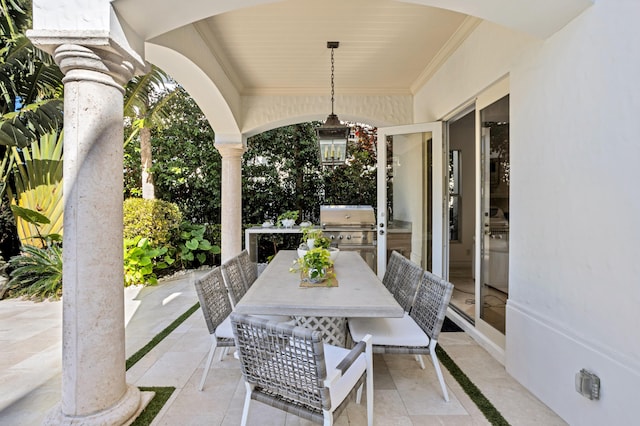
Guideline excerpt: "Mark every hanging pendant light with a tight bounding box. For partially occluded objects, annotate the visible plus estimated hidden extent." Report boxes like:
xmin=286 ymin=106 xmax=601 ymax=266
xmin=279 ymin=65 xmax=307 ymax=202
xmin=317 ymin=41 xmax=349 ymax=167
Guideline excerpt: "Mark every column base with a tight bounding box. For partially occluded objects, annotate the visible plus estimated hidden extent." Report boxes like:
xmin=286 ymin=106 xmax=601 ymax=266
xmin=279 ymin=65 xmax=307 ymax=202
xmin=44 ymin=384 xmax=142 ymax=426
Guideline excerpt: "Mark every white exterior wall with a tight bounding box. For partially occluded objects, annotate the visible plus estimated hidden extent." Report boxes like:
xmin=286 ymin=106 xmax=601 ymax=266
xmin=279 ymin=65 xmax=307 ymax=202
xmin=415 ymin=1 xmax=639 ymax=424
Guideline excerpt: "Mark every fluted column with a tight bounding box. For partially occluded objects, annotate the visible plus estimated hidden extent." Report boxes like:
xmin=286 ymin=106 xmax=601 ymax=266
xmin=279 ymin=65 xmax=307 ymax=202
xmin=44 ymin=44 xmax=141 ymax=425
xmin=215 ymin=143 xmax=245 ymax=263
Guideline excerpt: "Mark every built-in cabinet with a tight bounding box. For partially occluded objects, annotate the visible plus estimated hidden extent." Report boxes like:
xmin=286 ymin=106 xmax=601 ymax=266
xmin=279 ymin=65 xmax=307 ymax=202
xmin=386 ymin=221 xmax=412 ymax=260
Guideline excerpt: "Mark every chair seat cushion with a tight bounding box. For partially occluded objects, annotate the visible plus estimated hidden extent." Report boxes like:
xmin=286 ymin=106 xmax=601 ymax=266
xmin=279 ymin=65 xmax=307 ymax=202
xmin=215 ymin=315 xmax=235 ymax=339
xmin=349 ymin=313 xmax=428 ymax=347
xmin=323 ymin=343 xmax=367 ymax=411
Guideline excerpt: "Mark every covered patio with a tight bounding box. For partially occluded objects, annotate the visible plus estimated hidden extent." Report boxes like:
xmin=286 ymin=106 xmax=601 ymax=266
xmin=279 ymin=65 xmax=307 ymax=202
xmin=23 ymin=0 xmax=640 ymax=425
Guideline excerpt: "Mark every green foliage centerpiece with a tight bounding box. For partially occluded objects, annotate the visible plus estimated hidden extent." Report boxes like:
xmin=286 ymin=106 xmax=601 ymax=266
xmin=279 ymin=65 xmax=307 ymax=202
xmin=290 ymin=247 xmax=334 ymax=283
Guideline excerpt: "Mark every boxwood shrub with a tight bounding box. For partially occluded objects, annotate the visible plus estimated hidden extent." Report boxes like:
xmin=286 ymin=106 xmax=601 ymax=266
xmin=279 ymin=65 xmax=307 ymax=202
xmin=123 ymin=198 xmax=182 ymax=246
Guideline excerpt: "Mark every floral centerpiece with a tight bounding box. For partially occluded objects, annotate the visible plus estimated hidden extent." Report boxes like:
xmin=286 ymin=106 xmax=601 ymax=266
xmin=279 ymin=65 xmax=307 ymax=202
xmin=290 ymin=247 xmax=334 ymax=283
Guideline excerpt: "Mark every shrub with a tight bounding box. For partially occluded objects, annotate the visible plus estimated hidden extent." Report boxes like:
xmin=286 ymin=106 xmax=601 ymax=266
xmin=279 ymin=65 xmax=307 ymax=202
xmin=174 ymin=222 xmax=220 ymax=269
xmin=5 ymin=245 xmax=63 ymax=300
xmin=123 ymin=198 xmax=182 ymax=246
xmin=124 ymin=236 xmax=174 ymax=286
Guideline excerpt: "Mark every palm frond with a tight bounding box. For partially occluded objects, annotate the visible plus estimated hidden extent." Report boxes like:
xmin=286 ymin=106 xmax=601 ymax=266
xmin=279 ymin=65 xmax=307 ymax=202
xmin=0 ymin=99 xmax=63 ymax=147
xmin=124 ymin=65 xmax=171 ymax=118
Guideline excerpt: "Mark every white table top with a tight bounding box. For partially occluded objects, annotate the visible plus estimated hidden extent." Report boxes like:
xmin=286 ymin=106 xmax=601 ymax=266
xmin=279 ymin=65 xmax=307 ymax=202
xmin=235 ymin=250 xmax=404 ymax=318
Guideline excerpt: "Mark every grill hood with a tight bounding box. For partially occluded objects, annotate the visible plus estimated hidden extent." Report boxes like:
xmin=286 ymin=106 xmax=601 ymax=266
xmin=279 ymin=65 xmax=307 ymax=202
xmin=320 ymin=205 xmax=376 ymax=228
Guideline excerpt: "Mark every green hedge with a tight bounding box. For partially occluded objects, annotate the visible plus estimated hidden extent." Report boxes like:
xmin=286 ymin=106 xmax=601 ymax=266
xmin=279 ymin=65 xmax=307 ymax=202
xmin=123 ymin=198 xmax=182 ymax=246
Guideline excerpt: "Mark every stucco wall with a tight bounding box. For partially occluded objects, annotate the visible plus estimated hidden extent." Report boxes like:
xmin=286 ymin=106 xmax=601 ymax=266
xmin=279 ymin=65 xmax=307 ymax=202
xmin=415 ymin=1 xmax=639 ymax=424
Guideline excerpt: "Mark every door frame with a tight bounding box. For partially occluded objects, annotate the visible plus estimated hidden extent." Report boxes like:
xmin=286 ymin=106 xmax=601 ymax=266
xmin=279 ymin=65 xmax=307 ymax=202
xmin=376 ymin=122 xmax=445 ymax=278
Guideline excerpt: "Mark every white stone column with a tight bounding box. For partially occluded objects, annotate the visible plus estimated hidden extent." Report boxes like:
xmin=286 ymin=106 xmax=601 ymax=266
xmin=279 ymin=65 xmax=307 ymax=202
xmin=215 ymin=142 xmax=245 ymax=263
xmin=44 ymin=43 xmax=141 ymax=425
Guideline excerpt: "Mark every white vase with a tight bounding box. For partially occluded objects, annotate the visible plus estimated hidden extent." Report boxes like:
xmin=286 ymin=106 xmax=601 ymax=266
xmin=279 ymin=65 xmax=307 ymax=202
xmin=307 ymin=238 xmax=315 ymax=249
xmin=307 ymin=268 xmax=327 ymax=283
xmin=281 ymin=219 xmax=295 ymax=228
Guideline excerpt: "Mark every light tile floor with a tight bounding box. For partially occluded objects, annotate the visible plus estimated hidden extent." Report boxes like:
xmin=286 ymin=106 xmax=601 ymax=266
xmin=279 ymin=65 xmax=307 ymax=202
xmin=0 ymin=271 xmax=566 ymax=425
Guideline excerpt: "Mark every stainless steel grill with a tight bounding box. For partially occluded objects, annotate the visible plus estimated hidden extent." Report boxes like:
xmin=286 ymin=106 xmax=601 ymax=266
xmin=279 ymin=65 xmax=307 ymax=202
xmin=320 ymin=205 xmax=377 ymax=272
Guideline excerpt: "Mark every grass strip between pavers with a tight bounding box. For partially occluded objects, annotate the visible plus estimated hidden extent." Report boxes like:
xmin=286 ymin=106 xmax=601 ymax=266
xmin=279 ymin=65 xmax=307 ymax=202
xmin=436 ymin=344 xmax=510 ymax=425
xmin=125 ymin=302 xmax=200 ymax=370
xmin=130 ymin=387 xmax=176 ymax=426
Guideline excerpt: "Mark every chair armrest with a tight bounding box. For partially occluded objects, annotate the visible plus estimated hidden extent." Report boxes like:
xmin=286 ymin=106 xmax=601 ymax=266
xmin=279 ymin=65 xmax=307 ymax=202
xmin=324 ymin=334 xmax=372 ymax=387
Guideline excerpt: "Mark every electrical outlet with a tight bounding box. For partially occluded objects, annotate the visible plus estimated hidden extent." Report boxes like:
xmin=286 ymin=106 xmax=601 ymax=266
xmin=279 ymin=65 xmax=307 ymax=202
xmin=575 ymin=369 xmax=600 ymax=400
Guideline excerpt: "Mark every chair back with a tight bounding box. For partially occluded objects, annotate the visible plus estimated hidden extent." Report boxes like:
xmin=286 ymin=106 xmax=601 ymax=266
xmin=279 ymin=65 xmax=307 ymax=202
xmin=237 ymin=249 xmax=258 ymax=286
xmin=410 ymin=271 xmax=454 ymax=342
xmin=221 ymin=257 xmax=250 ymax=307
xmin=393 ymin=256 xmax=423 ymax=312
xmin=194 ymin=267 xmax=233 ymax=335
xmin=230 ymin=313 xmax=330 ymax=414
xmin=382 ymin=251 xmax=404 ymax=295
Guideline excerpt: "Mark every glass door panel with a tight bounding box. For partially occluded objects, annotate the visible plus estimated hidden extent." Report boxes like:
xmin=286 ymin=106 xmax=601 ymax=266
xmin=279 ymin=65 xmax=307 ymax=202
xmin=479 ymin=94 xmax=510 ymax=335
xmin=376 ymin=123 xmax=444 ymax=278
xmin=446 ymin=110 xmax=476 ymax=323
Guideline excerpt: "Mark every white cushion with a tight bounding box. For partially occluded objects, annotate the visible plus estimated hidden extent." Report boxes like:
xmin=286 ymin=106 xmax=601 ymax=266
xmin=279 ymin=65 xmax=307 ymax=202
xmin=214 ymin=315 xmax=235 ymax=339
xmin=218 ymin=315 xmax=292 ymax=339
xmin=349 ymin=313 xmax=427 ymax=347
xmin=323 ymin=344 xmax=367 ymax=411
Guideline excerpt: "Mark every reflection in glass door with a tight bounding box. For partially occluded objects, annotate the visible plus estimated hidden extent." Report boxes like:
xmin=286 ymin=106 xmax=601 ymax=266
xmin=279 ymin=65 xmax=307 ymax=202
xmin=376 ymin=123 xmax=444 ymax=278
xmin=446 ymin=110 xmax=476 ymax=323
xmin=479 ymin=95 xmax=510 ymax=334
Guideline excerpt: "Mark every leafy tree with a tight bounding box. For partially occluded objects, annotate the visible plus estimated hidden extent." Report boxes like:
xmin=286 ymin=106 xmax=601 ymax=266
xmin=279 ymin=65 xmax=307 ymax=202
xmin=323 ymin=124 xmax=377 ymax=207
xmin=125 ymin=86 xmax=222 ymax=224
xmin=124 ymin=65 xmax=178 ymax=199
xmin=243 ymin=123 xmax=324 ymax=224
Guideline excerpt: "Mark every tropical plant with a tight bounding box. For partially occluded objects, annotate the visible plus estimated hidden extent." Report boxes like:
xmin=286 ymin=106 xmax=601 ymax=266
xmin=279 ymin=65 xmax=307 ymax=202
xmin=174 ymin=222 xmax=220 ymax=268
xmin=0 ymin=0 xmax=64 ymax=148
xmin=10 ymin=204 xmax=60 ymax=247
xmin=6 ymin=243 xmax=63 ymax=300
xmin=3 ymin=131 xmax=63 ymax=246
xmin=124 ymin=65 xmax=179 ymax=199
xmin=123 ymin=236 xmax=173 ymax=286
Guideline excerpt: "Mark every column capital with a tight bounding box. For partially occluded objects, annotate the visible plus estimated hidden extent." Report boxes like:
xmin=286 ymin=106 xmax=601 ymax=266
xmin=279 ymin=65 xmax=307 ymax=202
xmin=215 ymin=143 xmax=246 ymax=158
xmin=52 ymin=44 xmax=135 ymax=93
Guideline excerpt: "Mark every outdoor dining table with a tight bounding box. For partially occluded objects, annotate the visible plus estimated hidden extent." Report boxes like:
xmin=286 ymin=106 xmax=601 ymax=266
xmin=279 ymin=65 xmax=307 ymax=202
xmin=235 ymin=250 xmax=404 ymax=346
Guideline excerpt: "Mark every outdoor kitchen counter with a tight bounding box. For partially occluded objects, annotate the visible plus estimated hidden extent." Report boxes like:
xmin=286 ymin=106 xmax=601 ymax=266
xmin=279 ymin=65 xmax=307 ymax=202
xmin=245 ymin=226 xmax=307 ymax=262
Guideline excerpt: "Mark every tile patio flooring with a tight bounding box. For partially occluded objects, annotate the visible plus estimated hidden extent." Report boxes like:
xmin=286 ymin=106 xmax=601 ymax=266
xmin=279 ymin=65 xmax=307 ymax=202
xmin=0 ymin=271 xmax=566 ymax=425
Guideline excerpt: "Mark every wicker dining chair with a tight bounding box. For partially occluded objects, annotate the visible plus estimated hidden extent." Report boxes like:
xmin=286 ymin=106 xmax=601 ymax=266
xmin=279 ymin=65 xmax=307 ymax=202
xmin=381 ymin=251 xmax=423 ymax=312
xmin=382 ymin=250 xmax=405 ymax=295
xmin=221 ymin=253 xmax=292 ymax=323
xmin=348 ymin=270 xmax=454 ymax=402
xmin=230 ymin=313 xmax=374 ymax=426
xmin=237 ymin=249 xmax=258 ymax=286
xmin=193 ymin=267 xmax=235 ymax=391
xmin=220 ymin=256 xmax=250 ymax=308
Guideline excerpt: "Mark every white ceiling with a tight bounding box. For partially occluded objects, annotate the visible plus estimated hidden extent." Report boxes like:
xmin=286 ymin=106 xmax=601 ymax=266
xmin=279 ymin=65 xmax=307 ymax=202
xmin=189 ymin=0 xmax=472 ymax=96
